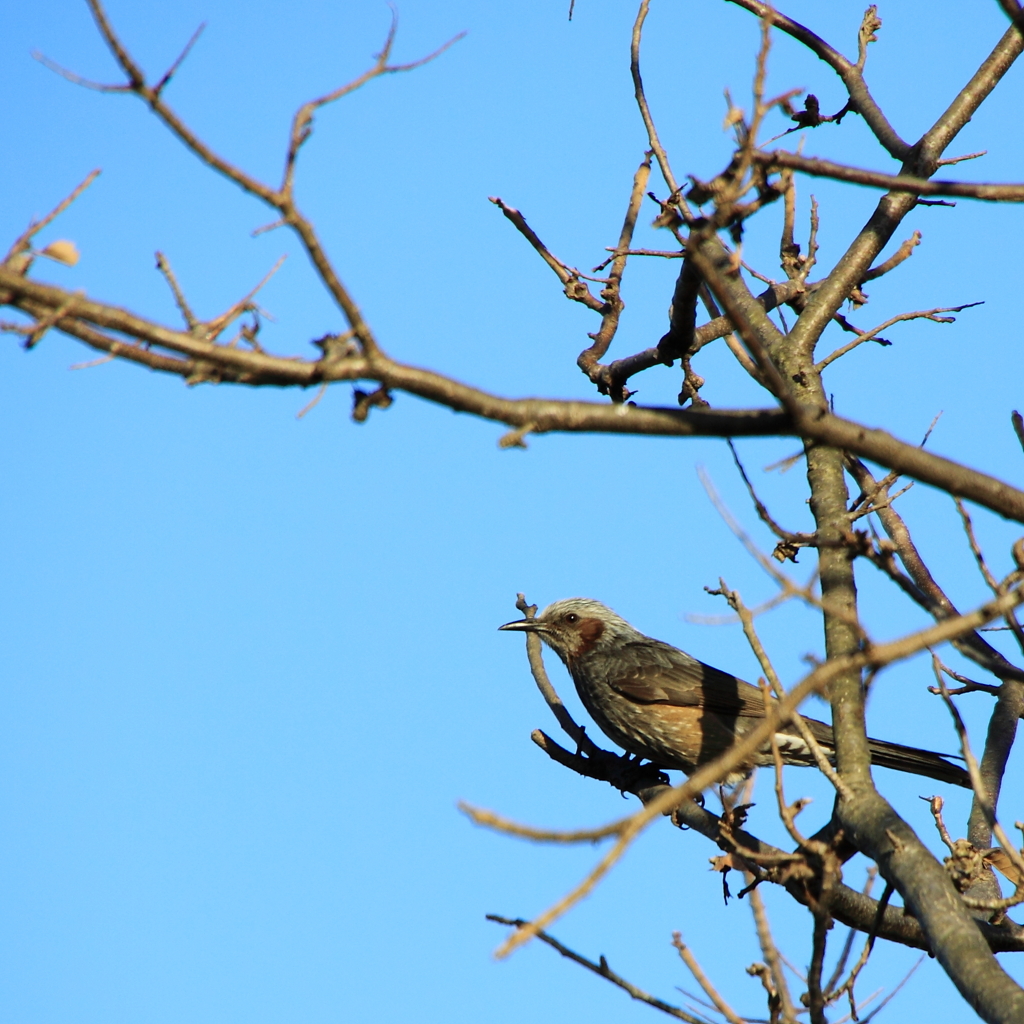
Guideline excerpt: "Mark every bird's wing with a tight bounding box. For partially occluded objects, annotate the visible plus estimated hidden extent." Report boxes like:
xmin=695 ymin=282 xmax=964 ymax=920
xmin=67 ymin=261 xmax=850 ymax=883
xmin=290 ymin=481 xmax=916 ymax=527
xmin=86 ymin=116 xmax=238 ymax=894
xmin=605 ymin=641 xmax=770 ymax=718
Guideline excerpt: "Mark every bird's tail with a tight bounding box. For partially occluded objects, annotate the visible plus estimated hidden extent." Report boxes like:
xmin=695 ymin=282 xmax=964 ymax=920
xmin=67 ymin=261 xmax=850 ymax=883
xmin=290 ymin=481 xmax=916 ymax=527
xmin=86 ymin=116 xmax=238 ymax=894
xmin=867 ymin=737 xmax=969 ymax=788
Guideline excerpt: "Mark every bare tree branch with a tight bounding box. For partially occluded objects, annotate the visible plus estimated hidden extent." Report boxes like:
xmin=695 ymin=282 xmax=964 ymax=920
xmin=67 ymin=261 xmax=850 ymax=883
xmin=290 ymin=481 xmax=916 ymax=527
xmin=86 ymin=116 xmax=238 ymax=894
xmin=50 ymin=0 xmax=463 ymax=361
xmin=12 ymin=6 xmax=1024 ymax=1018
xmin=487 ymin=916 xmax=708 ymax=1023
xmin=3 ymin=169 xmax=101 ymax=263
xmin=577 ymin=154 xmax=653 ymax=385
xmin=815 ymin=303 xmax=982 ymax=373
xmin=755 ymin=150 xmax=1024 ymax=202
xmin=725 ymin=0 xmax=910 ymax=159
xmin=673 ymin=933 xmax=746 ymax=1024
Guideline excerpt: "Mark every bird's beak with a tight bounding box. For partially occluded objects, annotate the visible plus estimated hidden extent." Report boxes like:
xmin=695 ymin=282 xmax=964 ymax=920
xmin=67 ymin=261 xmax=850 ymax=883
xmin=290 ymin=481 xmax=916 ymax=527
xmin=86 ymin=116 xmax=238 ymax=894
xmin=499 ymin=617 xmax=543 ymax=632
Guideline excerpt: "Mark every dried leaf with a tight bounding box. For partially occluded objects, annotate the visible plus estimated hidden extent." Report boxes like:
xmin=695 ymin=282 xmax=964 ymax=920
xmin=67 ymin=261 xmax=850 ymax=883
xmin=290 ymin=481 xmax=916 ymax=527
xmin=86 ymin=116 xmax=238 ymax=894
xmin=984 ymin=848 xmax=1024 ymax=887
xmin=40 ymin=240 xmax=80 ymax=266
xmin=709 ymin=852 xmax=752 ymax=873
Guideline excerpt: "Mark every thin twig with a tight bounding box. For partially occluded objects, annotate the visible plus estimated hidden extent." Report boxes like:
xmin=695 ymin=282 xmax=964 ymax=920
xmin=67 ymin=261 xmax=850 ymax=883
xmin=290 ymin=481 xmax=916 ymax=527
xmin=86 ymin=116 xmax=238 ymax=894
xmin=672 ymin=933 xmax=746 ymax=1024
xmin=488 ymin=197 xmax=603 ymax=309
xmin=630 ymin=0 xmax=684 ymax=206
xmin=845 ymin=456 xmax=1024 ymax=682
xmin=511 ymin=593 xmax=602 ymax=757
xmin=60 ymin=0 xmax=460 ymax=361
xmin=852 ymin=958 xmax=925 ymax=1023
xmin=578 ymin=153 xmax=653 ymax=379
xmin=715 ymin=579 xmax=852 ymax=799
xmin=3 ymin=169 xmax=101 ymax=262
xmin=698 ymin=468 xmax=868 ymax=641
xmin=153 ymin=22 xmax=206 ymax=95
xmin=204 ymin=255 xmax=287 ymax=340
xmin=22 ymin=293 xmax=81 ymax=350
xmin=827 ymin=882 xmax=894 ymax=1020
xmin=924 ymin=794 xmax=958 ymax=854
xmin=296 ymin=382 xmax=328 ymax=419
xmin=747 ymin=882 xmax=798 ymax=1023
xmin=937 ymin=150 xmax=987 ymax=167
xmin=859 ymin=231 xmax=921 ymax=283
xmin=1012 ymin=411 xmax=1024 ymax=456
xmin=698 ymin=466 xmax=815 ymax=596
xmin=955 ymin=497 xmax=1024 ymax=656
xmin=816 ymin=303 xmax=982 ymax=372
xmin=282 ymin=13 xmax=465 ymax=195
xmin=155 ymin=251 xmax=198 ymax=331
xmin=31 ymin=50 xmax=131 ymax=92
xmin=462 ymin=804 xmax=620 ymax=844
xmin=727 ymin=439 xmax=816 ymax=559
xmin=595 ymin=247 xmax=685 ymax=270
xmin=824 ymin=868 xmax=877 ymax=996
xmin=955 ymin=497 xmax=1001 ymax=593
xmin=487 ymin=916 xmax=707 ymax=1023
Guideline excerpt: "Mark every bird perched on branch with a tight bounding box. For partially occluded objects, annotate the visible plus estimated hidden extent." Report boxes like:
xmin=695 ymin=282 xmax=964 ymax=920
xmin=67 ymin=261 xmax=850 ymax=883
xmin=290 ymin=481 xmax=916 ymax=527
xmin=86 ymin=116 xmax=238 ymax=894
xmin=500 ymin=597 xmax=969 ymax=788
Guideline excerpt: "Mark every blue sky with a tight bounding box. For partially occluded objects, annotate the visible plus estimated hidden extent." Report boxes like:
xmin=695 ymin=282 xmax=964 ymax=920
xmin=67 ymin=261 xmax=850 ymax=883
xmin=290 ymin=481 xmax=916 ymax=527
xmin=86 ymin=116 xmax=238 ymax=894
xmin=3 ymin=2 xmax=1024 ymax=1021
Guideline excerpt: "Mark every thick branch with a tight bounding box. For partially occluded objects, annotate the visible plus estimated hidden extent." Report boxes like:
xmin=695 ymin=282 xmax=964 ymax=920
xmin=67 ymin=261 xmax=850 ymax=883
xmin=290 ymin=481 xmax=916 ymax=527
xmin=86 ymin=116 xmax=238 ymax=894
xmin=755 ymin=150 xmax=1024 ymax=202
xmin=968 ymin=680 xmax=1024 ymax=851
xmin=840 ymin=788 xmax=1024 ymax=1022
xmin=917 ymin=20 xmax=1024 ymax=168
xmin=594 ymin=278 xmax=801 ymax=395
xmin=8 ymin=266 xmax=1024 ymax=523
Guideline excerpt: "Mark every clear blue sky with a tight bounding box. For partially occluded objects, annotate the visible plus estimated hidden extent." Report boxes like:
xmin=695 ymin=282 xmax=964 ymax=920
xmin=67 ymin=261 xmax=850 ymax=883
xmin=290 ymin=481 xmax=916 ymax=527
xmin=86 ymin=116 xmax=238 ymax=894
xmin=3 ymin=2 xmax=1023 ymax=1021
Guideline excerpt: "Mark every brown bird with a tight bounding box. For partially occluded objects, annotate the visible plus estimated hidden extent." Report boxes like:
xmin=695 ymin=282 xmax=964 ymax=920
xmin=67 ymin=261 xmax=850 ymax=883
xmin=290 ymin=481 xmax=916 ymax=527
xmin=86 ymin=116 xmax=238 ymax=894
xmin=500 ymin=597 xmax=968 ymax=788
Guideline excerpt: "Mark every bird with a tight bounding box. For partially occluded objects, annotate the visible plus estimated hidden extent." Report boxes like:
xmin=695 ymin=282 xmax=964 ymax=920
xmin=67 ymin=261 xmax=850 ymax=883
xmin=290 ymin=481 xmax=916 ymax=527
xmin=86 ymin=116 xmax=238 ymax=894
xmin=499 ymin=597 xmax=969 ymax=788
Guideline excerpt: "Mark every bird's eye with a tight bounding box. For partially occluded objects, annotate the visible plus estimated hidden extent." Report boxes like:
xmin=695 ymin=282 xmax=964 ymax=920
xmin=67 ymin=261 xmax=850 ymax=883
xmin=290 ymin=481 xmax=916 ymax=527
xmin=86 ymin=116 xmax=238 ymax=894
xmin=564 ymin=613 xmax=579 ymax=624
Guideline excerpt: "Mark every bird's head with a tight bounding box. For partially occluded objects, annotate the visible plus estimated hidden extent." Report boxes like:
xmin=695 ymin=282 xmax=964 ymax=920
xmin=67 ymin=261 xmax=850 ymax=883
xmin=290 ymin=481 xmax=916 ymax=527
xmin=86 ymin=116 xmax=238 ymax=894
xmin=499 ymin=597 xmax=641 ymax=663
